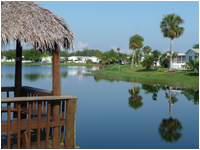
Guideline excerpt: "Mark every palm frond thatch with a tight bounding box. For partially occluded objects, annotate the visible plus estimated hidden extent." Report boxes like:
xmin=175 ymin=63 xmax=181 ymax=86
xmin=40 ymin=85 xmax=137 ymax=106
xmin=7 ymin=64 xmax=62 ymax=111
xmin=1 ymin=1 xmax=74 ymax=51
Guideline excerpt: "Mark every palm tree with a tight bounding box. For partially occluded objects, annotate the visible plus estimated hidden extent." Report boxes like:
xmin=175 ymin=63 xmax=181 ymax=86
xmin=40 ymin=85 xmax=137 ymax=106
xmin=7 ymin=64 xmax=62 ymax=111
xmin=172 ymin=51 xmax=179 ymax=63
xmin=152 ymin=50 xmax=161 ymax=70
xmin=128 ymin=83 xmax=143 ymax=110
xmin=129 ymin=34 xmax=144 ymax=68
xmin=159 ymin=86 xmax=182 ymax=143
xmin=117 ymin=47 xmax=120 ymax=53
xmin=193 ymin=44 xmax=199 ymax=49
xmin=160 ymin=13 xmax=185 ymax=71
xmin=143 ymin=46 xmax=152 ymax=55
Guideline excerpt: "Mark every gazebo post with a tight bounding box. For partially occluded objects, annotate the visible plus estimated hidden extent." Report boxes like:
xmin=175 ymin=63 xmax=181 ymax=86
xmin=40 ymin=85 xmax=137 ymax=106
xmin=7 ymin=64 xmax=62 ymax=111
xmin=13 ymin=40 xmax=23 ymax=119
xmin=52 ymin=44 xmax=61 ymax=148
xmin=15 ymin=40 xmax=22 ymax=97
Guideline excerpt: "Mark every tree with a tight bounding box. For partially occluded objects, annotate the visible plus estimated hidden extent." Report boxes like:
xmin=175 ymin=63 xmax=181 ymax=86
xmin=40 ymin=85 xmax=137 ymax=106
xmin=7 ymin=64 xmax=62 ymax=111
xmin=24 ymin=49 xmax=42 ymax=62
xmin=94 ymin=49 xmax=102 ymax=64
xmin=193 ymin=44 xmax=199 ymax=49
xmin=117 ymin=47 xmax=120 ymax=53
xmin=159 ymin=86 xmax=182 ymax=143
xmin=172 ymin=52 xmax=178 ymax=63
xmin=160 ymin=13 xmax=185 ymax=71
xmin=194 ymin=61 xmax=199 ymax=72
xmin=128 ymin=83 xmax=143 ymax=110
xmin=86 ymin=59 xmax=93 ymax=64
xmin=5 ymin=49 xmax=16 ymax=60
xmin=142 ymin=54 xmax=155 ymax=70
xmin=152 ymin=50 xmax=161 ymax=70
xmin=135 ymin=49 xmax=142 ymax=66
xmin=77 ymin=57 xmax=81 ymax=65
xmin=143 ymin=46 xmax=152 ymax=55
xmin=129 ymin=34 xmax=144 ymax=68
xmin=159 ymin=53 xmax=167 ymax=67
xmin=121 ymin=54 xmax=128 ymax=65
xmin=186 ymin=60 xmax=195 ymax=71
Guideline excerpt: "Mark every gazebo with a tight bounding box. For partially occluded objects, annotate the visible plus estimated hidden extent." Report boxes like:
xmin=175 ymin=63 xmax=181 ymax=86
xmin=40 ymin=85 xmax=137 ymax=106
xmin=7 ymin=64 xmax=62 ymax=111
xmin=1 ymin=1 xmax=77 ymax=149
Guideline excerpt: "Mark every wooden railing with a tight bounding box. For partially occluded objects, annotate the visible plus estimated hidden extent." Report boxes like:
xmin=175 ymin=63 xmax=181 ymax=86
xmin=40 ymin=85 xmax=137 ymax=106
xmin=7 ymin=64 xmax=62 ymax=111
xmin=1 ymin=86 xmax=78 ymax=149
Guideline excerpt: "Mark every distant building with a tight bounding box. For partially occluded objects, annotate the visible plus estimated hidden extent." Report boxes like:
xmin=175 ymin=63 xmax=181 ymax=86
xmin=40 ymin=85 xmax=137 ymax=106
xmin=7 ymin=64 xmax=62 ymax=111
xmin=185 ymin=48 xmax=199 ymax=72
xmin=67 ymin=56 xmax=100 ymax=63
xmin=40 ymin=56 xmax=53 ymax=63
xmin=185 ymin=49 xmax=199 ymax=62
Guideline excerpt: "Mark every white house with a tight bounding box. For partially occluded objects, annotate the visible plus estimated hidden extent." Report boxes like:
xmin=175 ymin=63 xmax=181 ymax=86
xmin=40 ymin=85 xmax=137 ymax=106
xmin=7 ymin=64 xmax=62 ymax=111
xmin=185 ymin=49 xmax=199 ymax=62
xmin=167 ymin=52 xmax=186 ymax=70
xmin=185 ymin=48 xmax=199 ymax=72
xmin=67 ymin=56 xmax=100 ymax=63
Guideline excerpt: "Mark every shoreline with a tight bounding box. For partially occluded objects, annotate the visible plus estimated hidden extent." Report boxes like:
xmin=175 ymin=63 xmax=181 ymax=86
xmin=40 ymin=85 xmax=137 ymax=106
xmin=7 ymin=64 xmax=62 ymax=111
xmin=1 ymin=63 xmax=199 ymax=89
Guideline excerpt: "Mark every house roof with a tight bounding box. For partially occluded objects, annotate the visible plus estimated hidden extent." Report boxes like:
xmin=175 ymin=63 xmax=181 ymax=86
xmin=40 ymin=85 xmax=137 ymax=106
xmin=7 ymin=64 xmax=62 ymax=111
xmin=185 ymin=49 xmax=199 ymax=54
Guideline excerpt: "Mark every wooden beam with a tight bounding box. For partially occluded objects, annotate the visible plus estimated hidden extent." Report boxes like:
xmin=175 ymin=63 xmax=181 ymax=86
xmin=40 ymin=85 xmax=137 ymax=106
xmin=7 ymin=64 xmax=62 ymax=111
xmin=65 ymin=99 xmax=77 ymax=149
xmin=52 ymin=45 xmax=61 ymax=148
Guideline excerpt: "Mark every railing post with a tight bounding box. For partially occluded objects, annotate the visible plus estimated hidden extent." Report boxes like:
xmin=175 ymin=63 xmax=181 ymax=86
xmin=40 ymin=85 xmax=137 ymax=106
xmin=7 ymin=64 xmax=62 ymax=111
xmin=64 ymin=99 xmax=77 ymax=149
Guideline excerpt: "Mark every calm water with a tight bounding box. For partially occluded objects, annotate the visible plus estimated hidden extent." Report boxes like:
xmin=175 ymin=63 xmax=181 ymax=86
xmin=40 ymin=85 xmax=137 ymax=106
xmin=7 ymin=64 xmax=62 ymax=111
xmin=1 ymin=65 xmax=199 ymax=149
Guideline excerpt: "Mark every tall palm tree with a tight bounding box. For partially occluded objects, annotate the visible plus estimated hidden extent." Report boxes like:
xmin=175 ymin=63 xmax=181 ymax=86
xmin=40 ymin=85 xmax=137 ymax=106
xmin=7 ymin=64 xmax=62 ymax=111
xmin=160 ymin=13 xmax=185 ymax=71
xmin=159 ymin=86 xmax=182 ymax=143
xmin=117 ymin=47 xmax=120 ymax=53
xmin=152 ymin=50 xmax=161 ymax=70
xmin=143 ymin=46 xmax=152 ymax=55
xmin=129 ymin=34 xmax=144 ymax=68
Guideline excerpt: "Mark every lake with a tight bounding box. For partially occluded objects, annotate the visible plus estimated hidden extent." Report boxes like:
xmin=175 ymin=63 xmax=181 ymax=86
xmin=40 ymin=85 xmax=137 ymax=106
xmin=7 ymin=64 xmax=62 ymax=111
xmin=1 ymin=65 xmax=199 ymax=149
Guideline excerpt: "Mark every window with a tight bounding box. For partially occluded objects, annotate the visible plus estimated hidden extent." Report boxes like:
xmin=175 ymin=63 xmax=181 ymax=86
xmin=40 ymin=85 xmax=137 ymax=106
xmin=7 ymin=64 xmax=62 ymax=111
xmin=189 ymin=56 xmax=192 ymax=61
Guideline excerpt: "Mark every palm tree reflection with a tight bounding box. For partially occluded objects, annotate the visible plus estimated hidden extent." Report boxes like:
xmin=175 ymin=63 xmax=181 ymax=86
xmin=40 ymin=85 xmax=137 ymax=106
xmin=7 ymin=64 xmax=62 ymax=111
xmin=159 ymin=86 xmax=183 ymax=143
xmin=128 ymin=83 xmax=143 ymax=110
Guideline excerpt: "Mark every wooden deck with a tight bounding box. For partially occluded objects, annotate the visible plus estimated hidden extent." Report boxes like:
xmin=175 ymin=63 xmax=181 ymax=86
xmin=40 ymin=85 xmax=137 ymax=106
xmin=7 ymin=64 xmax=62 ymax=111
xmin=1 ymin=86 xmax=78 ymax=149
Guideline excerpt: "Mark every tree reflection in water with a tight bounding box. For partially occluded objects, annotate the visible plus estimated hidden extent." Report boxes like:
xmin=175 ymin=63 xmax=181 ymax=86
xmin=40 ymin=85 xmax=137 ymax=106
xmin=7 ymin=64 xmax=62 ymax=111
xmin=142 ymin=84 xmax=161 ymax=101
xmin=24 ymin=71 xmax=68 ymax=82
xmin=159 ymin=86 xmax=183 ymax=143
xmin=128 ymin=83 xmax=143 ymax=110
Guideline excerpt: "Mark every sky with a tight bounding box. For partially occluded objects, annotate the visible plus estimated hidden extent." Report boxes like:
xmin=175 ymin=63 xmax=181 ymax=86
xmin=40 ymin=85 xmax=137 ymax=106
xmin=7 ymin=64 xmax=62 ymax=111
xmin=2 ymin=1 xmax=199 ymax=54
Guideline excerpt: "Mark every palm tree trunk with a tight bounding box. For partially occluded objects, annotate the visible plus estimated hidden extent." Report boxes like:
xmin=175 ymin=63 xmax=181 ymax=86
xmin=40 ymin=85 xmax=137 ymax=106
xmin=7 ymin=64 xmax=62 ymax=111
xmin=169 ymin=39 xmax=173 ymax=71
xmin=134 ymin=53 xmax=137 ymax=66
xmin=156 ymin=61 xmax=157 ymax=70
xmin=131 ymin=50 xmax=135 ymax=68
xmin=169 ymin=86 xmax=172 ymax=118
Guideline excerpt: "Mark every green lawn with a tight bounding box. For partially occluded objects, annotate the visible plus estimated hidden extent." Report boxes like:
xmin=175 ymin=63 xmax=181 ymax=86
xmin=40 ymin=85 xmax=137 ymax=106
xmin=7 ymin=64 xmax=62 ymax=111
xmin=92 ymin=64 xmax=199 ymax=89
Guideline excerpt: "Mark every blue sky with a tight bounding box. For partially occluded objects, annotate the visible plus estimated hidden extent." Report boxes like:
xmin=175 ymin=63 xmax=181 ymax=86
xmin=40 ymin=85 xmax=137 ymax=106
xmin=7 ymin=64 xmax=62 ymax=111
xmin=2 ymin=1 xmax=199 ymax=54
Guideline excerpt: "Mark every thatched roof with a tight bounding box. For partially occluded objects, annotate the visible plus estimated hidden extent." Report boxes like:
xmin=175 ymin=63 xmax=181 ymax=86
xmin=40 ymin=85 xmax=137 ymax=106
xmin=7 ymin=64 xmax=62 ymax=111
xmin=1 ymin=1 xmax=74 ymax=51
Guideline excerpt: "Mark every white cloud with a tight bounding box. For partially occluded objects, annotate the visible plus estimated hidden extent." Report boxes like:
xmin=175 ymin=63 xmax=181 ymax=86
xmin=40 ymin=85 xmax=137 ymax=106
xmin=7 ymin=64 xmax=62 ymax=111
xmin=74 ymin=41 xmax=89 ymax=51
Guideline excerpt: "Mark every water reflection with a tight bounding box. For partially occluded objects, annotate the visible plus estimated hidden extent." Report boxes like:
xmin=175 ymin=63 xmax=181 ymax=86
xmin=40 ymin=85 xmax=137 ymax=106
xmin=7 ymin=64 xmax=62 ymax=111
xmin=159 ymin=86 xmax=183 ymax=143
xmin=181 ymin=88 xmax=199 ymax=105
xmin=128 ymin=83 xmax=143 ymax=110
xmin=23 ymin=72 xmax=68 ymax=82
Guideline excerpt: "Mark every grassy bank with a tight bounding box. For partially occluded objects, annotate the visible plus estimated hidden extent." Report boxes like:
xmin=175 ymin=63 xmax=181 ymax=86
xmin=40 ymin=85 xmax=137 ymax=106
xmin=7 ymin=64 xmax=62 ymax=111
xmin=92 ymin=64 xmax=199 ymax=89
xmin=1 ymin=62 xmax=100 ymax=67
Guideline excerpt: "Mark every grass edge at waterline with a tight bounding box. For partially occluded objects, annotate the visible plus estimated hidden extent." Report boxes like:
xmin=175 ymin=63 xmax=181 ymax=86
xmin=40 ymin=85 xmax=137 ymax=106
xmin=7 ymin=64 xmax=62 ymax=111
xmin=91 ymin=64 xmax=199 ymax=89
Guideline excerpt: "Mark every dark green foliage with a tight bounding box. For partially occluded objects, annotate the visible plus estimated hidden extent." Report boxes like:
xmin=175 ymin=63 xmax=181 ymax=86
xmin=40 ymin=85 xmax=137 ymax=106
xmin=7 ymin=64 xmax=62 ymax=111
xmin=194 ymin=61 xmax=199 ymax=71
xmin=186 ymin=60 xmax=195 ymax=71
xmin=129 ymin=34 xmax=144 ymax=50
xmin=193 ymin=44 xmax=199 ymax=49
xmin=160 ymin=13 xmax=185 ymax=40
xmin=159 ymin=53 xmax=167 ymax=67
xmin=3 ymin=49 xmax=16 ymax=60
xmin=141 ymin=54 xmax=155 ymax=70
xmin=181 ymin=88 xmax=199 ymax=105
xmin=24 ymin=49 xmax=42 ymax=62
xmin=128 ymin=96 xmax=143 ymax=110
xmin=159 ymin=117 xmax=183 ymax=143
xmin=143 ymin=46 xmax=152 ymax=55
